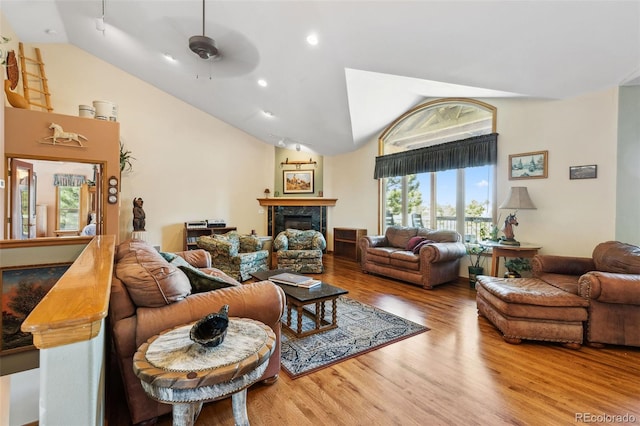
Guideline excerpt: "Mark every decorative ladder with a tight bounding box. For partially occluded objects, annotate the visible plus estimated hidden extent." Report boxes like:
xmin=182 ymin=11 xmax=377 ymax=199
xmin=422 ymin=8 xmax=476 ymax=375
xmin=18 ymin=42 xmax=53 ymax=112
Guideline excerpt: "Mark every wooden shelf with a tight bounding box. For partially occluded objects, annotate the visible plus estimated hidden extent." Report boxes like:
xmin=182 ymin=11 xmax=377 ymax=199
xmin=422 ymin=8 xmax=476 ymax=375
xmin=333 ymin=227 xmax=367 ymax=262
xmin=257 ymin=198 xmax=337 ymax=207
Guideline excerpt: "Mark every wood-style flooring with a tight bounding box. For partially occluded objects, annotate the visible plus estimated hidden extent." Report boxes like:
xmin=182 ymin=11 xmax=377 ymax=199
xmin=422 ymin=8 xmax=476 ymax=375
xmin=108 ymin=254 xmax=640 ymax=426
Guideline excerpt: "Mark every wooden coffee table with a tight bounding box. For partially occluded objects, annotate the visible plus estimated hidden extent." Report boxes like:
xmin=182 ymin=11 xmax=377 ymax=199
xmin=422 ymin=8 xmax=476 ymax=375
xmin=251 ymin=269 xmax=348 ymax=338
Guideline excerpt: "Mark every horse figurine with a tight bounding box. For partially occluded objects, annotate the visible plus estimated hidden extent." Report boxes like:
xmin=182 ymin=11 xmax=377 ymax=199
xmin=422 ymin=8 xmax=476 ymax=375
xmin=500 ymin=213 xmax=519 ymax=244
xmin=43 ymin=123 xmax=88 ymax=146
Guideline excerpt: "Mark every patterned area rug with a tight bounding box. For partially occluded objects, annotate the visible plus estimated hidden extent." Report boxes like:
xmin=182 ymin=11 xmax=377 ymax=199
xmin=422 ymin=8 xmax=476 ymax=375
xmin=280 ymin=296 xmax=429 ymax=379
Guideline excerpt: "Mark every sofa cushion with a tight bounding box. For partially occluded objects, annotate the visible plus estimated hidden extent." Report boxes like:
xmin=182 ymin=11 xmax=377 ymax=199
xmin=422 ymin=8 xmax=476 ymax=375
xmin=239 ymin=234 xmax=261 ymax=252
xmin=115 ymin=239 xmax=191 ymax=308
xmin=197 ymin=233 xmax=240 ymax=257
xmin=418 ymin=229 xmax=460 ymax=243
xmin=385 ymin=226 xmax=418 ymax=249
xmin=592 ymin=241 xmax=640 ymax=274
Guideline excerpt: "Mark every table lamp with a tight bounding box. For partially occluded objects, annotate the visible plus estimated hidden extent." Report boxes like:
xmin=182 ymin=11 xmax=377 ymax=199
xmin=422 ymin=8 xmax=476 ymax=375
xmin=498 ymin=187 xmax=536 ymax=246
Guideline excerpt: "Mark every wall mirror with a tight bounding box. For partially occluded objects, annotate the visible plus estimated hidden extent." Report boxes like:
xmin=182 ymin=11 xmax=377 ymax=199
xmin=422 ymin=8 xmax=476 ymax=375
xmin=6 ymin=158 xmax=104 ymax=239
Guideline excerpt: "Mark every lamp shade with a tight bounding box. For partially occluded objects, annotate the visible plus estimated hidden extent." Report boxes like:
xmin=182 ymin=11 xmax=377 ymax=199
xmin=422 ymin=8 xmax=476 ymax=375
xmin=499 ymin=187 xmax=536 ymax=210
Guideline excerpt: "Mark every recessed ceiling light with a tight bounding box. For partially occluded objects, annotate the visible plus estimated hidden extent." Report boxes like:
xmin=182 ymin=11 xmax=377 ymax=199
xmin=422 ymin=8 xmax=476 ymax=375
xmin=258 ymin=79 xmax=268 ymax=87
xmin=163 ymin=53 xmax=176 ymax=62
xmin=306 ymin=34 xmax=319 ymax=46
xmin=262 ymin=110 xmax=274 ymax=118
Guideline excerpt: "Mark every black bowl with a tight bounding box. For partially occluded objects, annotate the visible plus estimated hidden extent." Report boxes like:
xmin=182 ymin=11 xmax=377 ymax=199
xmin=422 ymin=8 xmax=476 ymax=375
xmin=189 ymin=305 xmax=229 ymax=348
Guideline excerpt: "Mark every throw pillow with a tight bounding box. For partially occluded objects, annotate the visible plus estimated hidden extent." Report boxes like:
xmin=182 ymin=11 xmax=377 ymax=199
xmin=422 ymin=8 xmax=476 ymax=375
xmin=115 ymin=239 xmax=191 ymax=308
xmin=178 ymin=265 xmax=236 ymax=293
xmin=413 ymin=239 xmax=435 ymax=254
xmin=159 ymin=251 xmax=178 ymax=262
xmin=406 ymin=236 xmax=427 ymax=251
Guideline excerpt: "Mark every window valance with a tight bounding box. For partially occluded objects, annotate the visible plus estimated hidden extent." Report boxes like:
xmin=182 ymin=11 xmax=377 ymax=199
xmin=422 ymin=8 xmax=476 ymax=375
xmin=374 ymin=133 xmax=498 ymax=179
xmin=53 ymin=174 xmax=87 ymax=187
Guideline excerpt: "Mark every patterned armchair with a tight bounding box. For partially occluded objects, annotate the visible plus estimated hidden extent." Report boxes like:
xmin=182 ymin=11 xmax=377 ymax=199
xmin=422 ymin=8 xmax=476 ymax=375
xmin=197 ymin=231 xmax=269 ymax=281
xmin=274 ymin=229 xmax=326 ymax=273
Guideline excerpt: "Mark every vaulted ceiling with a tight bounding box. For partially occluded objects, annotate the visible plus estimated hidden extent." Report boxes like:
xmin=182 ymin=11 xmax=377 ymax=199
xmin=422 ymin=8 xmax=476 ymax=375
xmin=3 ymin=1 xmax=639 ymax=156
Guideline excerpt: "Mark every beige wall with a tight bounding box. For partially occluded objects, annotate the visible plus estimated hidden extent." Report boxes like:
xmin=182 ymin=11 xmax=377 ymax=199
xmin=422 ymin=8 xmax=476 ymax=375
xmin=329 ymin=89 xmax=620 ymax=258
xmin=19 ymin=42 xmax=275 ymax=251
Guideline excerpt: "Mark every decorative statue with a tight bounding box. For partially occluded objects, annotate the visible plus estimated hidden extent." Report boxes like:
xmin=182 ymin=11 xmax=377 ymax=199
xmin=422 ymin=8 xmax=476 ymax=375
xmin=500 ymin=213 xmax=519 ymax=244
xmin=133 ymin=198 xmax=146 ymax=231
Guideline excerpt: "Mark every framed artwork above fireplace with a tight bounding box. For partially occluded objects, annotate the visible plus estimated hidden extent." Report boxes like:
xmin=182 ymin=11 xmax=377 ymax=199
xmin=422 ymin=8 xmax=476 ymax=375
xmin=283 ymin=170 xmax=314 ymax=194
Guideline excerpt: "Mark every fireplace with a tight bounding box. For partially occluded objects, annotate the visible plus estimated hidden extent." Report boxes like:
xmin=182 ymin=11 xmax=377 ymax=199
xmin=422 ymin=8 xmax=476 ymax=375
xmin=258 ymin=197 xmax=337 ymax=238
xmin=284 ymin=215 xmax=313 ymax=231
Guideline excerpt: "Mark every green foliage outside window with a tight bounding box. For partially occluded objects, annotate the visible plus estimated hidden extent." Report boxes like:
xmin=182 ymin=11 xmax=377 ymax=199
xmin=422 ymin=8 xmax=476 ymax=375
xmin=58 ymin=186 xmax=80 ymax=230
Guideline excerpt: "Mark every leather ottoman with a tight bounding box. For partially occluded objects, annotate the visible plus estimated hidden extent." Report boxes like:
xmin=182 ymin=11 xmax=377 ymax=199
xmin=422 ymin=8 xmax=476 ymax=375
xmin=476 ymin=276 xmax=589 ymax=348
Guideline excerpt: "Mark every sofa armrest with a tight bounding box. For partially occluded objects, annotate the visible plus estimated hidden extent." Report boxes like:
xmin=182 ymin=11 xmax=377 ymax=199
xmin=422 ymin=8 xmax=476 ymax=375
xmin=134 ymin=281 xmax=286 ymax=349
xmin=420 ymin=242 xmax=467 ymax=263
xmin=274 ymin=233 xmax=288 ymax=251
xmin=532 ymin=255 xmax=595 ymax=276
xmin=312 ymin=233 xmax=327 ymax=250
xmin=174 ymin=249 xmax=212 ymax=269
xmin=578 ymin=272 xmax=640 ymax=304
xmin=360 ymin=235 xmax=388 ymax=248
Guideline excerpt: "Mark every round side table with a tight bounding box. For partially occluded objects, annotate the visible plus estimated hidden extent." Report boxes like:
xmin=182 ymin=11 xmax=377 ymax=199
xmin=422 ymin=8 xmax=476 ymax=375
xmin=133 ymin=317 xmax=276 ymax=426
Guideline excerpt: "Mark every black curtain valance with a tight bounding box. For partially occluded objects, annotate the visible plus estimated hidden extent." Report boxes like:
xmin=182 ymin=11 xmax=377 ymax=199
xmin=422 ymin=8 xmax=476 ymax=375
xmin=374 ymin=133 xmax=498 ymax=179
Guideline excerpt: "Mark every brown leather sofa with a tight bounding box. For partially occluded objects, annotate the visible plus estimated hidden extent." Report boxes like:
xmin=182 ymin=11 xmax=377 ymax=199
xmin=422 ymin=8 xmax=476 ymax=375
xmin=109 ymin=239 xmax=286 ymax=425
xmin=359 ymin=226 xmax=466 ymax=289
xmin=533 ymin=240 xmax=640 ymax=347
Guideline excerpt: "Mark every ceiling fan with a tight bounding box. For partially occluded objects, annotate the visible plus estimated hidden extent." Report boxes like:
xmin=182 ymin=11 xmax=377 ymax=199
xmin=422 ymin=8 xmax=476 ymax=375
xmin=189 ymin=0 xmax=220 ymax=60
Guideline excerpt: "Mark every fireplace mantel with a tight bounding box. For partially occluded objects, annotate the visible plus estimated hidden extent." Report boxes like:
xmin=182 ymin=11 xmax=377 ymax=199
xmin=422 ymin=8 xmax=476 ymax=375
xmin=257 ymin=198 xmax=337 ymax=207
xmin=258 ymin=198 xmax=337 ymax=237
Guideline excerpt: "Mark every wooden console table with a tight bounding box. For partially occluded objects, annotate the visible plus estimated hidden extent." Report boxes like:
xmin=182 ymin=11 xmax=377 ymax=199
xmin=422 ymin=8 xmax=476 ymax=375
xmin=480 ymin=241 xmax=542 ymax=277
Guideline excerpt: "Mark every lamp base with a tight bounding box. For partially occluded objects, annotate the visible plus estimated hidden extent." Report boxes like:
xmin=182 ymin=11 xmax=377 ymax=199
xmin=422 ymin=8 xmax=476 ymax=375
xmin=499 ymin=237 xmax=521 ymax=246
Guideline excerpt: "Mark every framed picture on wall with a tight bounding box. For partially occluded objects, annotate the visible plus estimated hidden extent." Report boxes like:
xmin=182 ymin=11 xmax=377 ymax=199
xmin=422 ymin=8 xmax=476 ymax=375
xmin=508 ymin=150 xmax=548 ymax=180
xmin=569 ymin=165 xmax=597 ymax=180
xmin=283 ymin=170 xmax=314 ymax=194
xmin=1 ymin=263 xmax=71 ymax=355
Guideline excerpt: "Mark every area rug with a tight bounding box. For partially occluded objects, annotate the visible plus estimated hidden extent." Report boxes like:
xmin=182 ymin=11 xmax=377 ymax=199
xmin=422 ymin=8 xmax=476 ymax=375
xmin=280 ymin=296 xmax=428 ymax=379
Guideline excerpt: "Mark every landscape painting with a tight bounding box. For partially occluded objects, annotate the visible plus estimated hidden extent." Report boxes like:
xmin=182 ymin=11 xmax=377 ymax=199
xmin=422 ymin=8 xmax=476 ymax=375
xmin=509 ymin=150 xmax=548 ymax=180
xmin=1 ymin=263 xmax=70 ymax=354
xmin=283 ymin=170 xmax=314 ymax=194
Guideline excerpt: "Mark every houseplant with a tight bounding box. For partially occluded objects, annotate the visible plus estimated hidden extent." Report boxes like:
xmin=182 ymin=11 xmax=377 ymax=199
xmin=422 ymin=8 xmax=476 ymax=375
xmin=120 ymin=142 xmax=135 ymax=173
xmin=504 ymin=257 xmax=532 ymax=278
xmin=466 ymin=244 xmax=487 ymax=288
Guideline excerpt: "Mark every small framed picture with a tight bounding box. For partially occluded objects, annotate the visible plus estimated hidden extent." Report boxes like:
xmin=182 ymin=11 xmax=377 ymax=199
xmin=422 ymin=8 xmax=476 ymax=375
xmin=509 ymin=150 xmax=548 ymax=180
xmin=283 ymin=170 xmax=314 ymax=194
xmin=570 ymin=165 xmax=597 ymax=180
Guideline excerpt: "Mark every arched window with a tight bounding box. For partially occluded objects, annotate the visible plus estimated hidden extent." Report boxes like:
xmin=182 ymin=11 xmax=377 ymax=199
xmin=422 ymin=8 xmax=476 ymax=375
xmin=377 ymin=98 xmax=497 ymax=242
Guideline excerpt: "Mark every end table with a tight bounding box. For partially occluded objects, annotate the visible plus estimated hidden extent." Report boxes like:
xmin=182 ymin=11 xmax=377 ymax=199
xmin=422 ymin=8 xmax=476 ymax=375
xmin=133 ymin=317 xmax=276 ymax=426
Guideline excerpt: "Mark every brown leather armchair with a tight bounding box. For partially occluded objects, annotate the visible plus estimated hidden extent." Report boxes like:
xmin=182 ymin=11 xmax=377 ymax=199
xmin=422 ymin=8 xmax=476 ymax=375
xmin=109 ymin=239 xmax=286 ymax=424
xmin=533 ymin=241 xmax=640 ymax=347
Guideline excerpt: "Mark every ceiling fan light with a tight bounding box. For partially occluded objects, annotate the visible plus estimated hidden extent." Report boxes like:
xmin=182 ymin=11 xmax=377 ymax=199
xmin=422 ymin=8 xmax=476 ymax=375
xmin=189 ymin=35 xmax=219 ymax=59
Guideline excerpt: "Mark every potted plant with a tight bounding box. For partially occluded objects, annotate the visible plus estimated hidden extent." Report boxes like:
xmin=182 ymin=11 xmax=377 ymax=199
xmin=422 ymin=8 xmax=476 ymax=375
xmin=466 ymin=244 xmax=487 ymax=288
xmin=120 ymin=142 xmax=135 ymax=173
xmin=504 ymin=257 xmax=532 ymax=278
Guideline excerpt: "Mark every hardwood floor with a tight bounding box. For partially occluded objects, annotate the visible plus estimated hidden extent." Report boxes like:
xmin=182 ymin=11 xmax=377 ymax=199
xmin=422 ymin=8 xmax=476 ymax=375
xmin=109 ymin=254 xmax=640 ymax=425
